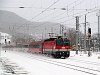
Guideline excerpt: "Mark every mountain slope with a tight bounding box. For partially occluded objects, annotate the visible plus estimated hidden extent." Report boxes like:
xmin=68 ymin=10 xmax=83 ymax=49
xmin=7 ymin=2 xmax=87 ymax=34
xmin=0 ymin=10 xmax=64 ymax=39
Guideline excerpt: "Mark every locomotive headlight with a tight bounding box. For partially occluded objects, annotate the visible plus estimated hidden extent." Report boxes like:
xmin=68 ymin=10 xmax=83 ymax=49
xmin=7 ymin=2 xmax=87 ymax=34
xmin=53 ymin=46 xmax=55 ymax=49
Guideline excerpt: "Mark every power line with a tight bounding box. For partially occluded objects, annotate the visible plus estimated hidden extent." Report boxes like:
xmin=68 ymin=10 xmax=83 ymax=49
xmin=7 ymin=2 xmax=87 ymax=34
xmin=51 ymin=10 xmax=86 ymax=21
xmin=30 ymin=0 xmax=60 ymax=21
xmin=35 ymin=0 xmax=84 ymax=22
xmin=27 ymin=0 xmax=84 ymax=22
xmin=14 ymin=0 xmax=84 ymax=29
xmin=5 ymin=6 xmax=100 ymax=31
xmin=79 ymin=6 xmax=100 ymax=17
xmin=34 ymin=0 xmax=84 ymax=22
xmin=35 ymin=10 xmax=56 ymax=22
xmin=16 ymin=0 xmax=60 ymax=29
xmin=6 ymin=0 xmax=100 ymax=33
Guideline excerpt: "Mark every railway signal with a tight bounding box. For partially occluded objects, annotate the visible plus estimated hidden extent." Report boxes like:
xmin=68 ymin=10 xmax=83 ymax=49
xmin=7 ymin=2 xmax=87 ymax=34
xmin=88 ymin=27 xmax=91 ymax=56
xmin=5 ymin=39 xmax=7 ymax=43
xmin=88 ymin=28 xmax=91 ymax=37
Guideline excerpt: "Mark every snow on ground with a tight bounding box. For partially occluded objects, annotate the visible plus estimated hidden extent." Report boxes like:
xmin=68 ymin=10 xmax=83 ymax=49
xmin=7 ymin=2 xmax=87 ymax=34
xmin=0 ymin=48 xmax=100 ymax=75
xmin=0 ymin=63 xmax=3 ymax=74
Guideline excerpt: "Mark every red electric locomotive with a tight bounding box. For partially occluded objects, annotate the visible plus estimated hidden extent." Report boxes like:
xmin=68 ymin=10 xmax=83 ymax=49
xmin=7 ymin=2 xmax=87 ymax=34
xmin=28 ymin=36 xmax=71 ymax=58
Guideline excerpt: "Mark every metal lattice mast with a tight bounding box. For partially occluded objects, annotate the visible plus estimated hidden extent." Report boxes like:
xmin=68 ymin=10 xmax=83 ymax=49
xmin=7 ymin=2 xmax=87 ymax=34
xmin=84 ymin=15 xmax=87 ymax=53
xmin=76 ymin=16 xmax=79 ymax=54
xmin=98 ymin=10 xmax=100 ymax=51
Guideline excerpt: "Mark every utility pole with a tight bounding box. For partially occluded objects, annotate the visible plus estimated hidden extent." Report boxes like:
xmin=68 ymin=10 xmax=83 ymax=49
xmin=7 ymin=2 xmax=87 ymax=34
xmin=96 ymin=10 xmax=100 ymax=52
xmin=0 ymin=33 xmax=1 ymax=57
xmin=45 ymin=26 xmax=46 ymax=38
xmin=62 ymin=25 xmax=64 ymax=37
xmin=97 ymin=10 xmax=100 ymax=51
xmin=60 ymin=25 xmax=61 ymax=35
xmin=84 ymin=15 xmax=87 ymax=53
xmin=76 ymin=16 xmax=79 ymax=54
xmin=60 ymin=25 xmax=64 ymax=37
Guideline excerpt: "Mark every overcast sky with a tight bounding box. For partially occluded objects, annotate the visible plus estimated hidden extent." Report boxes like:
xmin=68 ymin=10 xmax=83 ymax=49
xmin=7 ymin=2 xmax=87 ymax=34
xmin=0 ymin=0 xmax=100 ymax=34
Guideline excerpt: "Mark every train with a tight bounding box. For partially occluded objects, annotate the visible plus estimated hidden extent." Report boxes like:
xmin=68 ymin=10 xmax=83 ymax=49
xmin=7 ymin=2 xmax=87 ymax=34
xmin=28 ymin=36 xmax=72 ymax=58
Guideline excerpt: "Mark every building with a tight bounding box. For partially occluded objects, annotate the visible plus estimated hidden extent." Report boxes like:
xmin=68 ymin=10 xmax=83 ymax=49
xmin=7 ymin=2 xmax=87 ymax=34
xmin=0 ymin=32 xmax=11 ymax=44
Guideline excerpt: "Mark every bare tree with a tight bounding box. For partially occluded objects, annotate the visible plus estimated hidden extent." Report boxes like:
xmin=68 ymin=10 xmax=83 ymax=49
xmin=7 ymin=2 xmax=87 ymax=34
xmin=66 ymin=28 xmax=76 ymax=45
xmin=65 ymin=28 xmax=84 ymax=46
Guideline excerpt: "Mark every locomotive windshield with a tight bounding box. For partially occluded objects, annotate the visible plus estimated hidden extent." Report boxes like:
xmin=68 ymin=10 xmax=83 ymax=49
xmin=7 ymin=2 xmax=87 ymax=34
xmin=56 ymin=38 xmax=70 ymax=46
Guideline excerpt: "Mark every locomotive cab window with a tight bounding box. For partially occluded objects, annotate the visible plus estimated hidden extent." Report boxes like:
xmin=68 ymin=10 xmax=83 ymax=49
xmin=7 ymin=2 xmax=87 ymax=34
xmin=63 ymin=38 xmax=70 ymax=46
xmin=56 ymin=38 xmax=70 ymax=46
xmin=56 ymin=38 xmax=63 ymax=46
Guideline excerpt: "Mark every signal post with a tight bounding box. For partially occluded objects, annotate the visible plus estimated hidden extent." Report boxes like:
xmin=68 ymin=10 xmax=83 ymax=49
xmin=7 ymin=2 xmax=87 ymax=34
xmin=88 ymin=27 xmax=91 ymax=57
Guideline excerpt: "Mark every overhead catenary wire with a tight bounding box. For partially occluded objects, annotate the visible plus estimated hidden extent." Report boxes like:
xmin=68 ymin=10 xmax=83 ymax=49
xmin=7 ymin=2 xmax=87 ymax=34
xmin=51 ymin=10 xmax=87 ymax=22
xmin=34 ymin=0 xmax=85 ymax=22
xmin=36 ymin=8 xmax=99 ymax=22
xmin=25 ymin=0 xmax=83 ymax=25
xmin=35 ymin=0 xmax=84 ymax=21
xmin=5 ymin=0 xmax=99 ymax=34
xmin=16 ymin=0 xmax=60 ymax=29
xmin=12 ymin=0 xmax=83 ymax=22
xmin=3 ymin=0 xmax=84 ymax=30
xmin=16 ymin=5 xmax=100 ymax=31
xmin=30 ymin=0 xmax=60 ymax=21
xmin=60 ymin=6 xmax=100 ymax=23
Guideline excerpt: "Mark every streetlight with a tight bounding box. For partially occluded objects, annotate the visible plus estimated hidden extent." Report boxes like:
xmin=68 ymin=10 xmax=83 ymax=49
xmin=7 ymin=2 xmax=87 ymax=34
xmin=19 ymin=7 xmax=25 ymax=8
xmin=61 ymin=8 xmax=66 ymax=10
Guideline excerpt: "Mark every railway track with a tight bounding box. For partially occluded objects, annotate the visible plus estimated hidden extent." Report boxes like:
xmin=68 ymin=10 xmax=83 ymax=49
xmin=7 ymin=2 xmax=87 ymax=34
xmin=3 ymin=50 xmax=100 ymax=75
xmin=14 ymin=51 xmax=100 ymax=75
xmin=0 ymin=57 xmax=29 ymax=75
xmin=32 ymin=56 xmax=100 ymax=75
xmin=68 ymin=57 xmax=100 ymax=66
